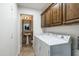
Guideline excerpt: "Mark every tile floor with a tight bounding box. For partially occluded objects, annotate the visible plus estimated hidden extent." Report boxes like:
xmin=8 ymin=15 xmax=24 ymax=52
xmin=19 ymin=45 xmax=34 ymax=56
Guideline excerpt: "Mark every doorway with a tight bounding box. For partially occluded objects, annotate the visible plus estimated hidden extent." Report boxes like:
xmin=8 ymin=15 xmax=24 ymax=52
xmin=19 ymin=14 xmax=34 ymax=56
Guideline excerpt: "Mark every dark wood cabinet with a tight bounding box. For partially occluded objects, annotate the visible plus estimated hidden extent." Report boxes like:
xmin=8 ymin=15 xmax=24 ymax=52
xmin=63 ymin=3 xmax=79 ymax=24
xmin=41 ymin=3 xmax=79 ymax=27
xmin=45 ymin=8 xmax=51 ymax=27
xmin=41 ymin=3 xmax=63 ymax=27
xmin=41 ymin=13 xmax=46 ymax=27
xmin=51 ymin=3 xmax=63 ymax=25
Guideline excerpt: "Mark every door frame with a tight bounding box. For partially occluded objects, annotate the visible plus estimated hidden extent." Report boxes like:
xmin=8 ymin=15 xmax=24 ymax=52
xmin=20 ymin=14 xmax=33 ymax=48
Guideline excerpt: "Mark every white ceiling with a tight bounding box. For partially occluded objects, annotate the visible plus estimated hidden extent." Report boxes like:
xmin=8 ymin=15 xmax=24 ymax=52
xmin=17 ymin=3 xmax=51 ymax=11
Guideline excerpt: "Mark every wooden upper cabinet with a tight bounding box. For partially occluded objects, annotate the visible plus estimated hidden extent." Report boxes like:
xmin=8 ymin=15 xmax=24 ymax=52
xmin=51 ymin=3 xmax=63 ymax=25
xmin=63 ymin=3 xmax=79 ymax=24
xmin=41 ymin=3 xmax=79 ymax=27
xmin=45 ymin=8 xmax=51 ymax=27
xmin=41 ymin=13 xmax=46 ymax=27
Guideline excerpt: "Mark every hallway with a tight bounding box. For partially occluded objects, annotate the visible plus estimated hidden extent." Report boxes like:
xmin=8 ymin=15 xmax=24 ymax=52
xmin=0 ymin=3 xmax=44 ymax=56
xmin=19 ymin=46 xmax=34 ymax=56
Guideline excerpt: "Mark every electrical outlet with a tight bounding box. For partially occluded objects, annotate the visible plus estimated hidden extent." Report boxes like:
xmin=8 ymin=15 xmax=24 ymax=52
xmin=11 ymin=33 xmax=13 ymax=39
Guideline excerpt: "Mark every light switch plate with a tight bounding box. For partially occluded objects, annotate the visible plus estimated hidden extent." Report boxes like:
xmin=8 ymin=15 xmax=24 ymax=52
xmin=77 ymin=36 xmax=79 ymax=50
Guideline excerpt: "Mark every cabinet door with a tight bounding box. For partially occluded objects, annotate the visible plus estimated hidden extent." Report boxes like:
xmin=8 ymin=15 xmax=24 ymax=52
xmin=38 ymin=39 xmax=50 ymax=56
xmin=45 ymin=8 xmax=51 ymax=27
xmin=51 ymin=3 xmax=63 ymax=25
xmin=63 ymin=3 xmax=79 ymax=24
xmin=33 ymin=37 xmax=39 ymax=56
xmin=41 ymin=14 xmax=46 ymax=27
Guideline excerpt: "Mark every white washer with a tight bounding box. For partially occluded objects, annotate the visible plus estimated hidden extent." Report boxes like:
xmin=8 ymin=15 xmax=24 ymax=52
xmin=34 ymin=33 xmax=71 ymax=56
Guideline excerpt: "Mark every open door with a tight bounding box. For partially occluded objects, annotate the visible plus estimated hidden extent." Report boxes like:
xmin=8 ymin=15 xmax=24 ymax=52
xmin=20 ymin=14 xmax=33 ymax=47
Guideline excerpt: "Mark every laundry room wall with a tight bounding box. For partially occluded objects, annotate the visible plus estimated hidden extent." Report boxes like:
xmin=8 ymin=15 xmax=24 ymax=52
xmin=0 ymin=3 xmax=18 ymax=56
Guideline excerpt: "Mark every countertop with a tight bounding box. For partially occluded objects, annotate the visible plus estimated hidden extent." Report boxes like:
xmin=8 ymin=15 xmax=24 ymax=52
xmin=35 ymin=33 xmax=70 ymax=45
